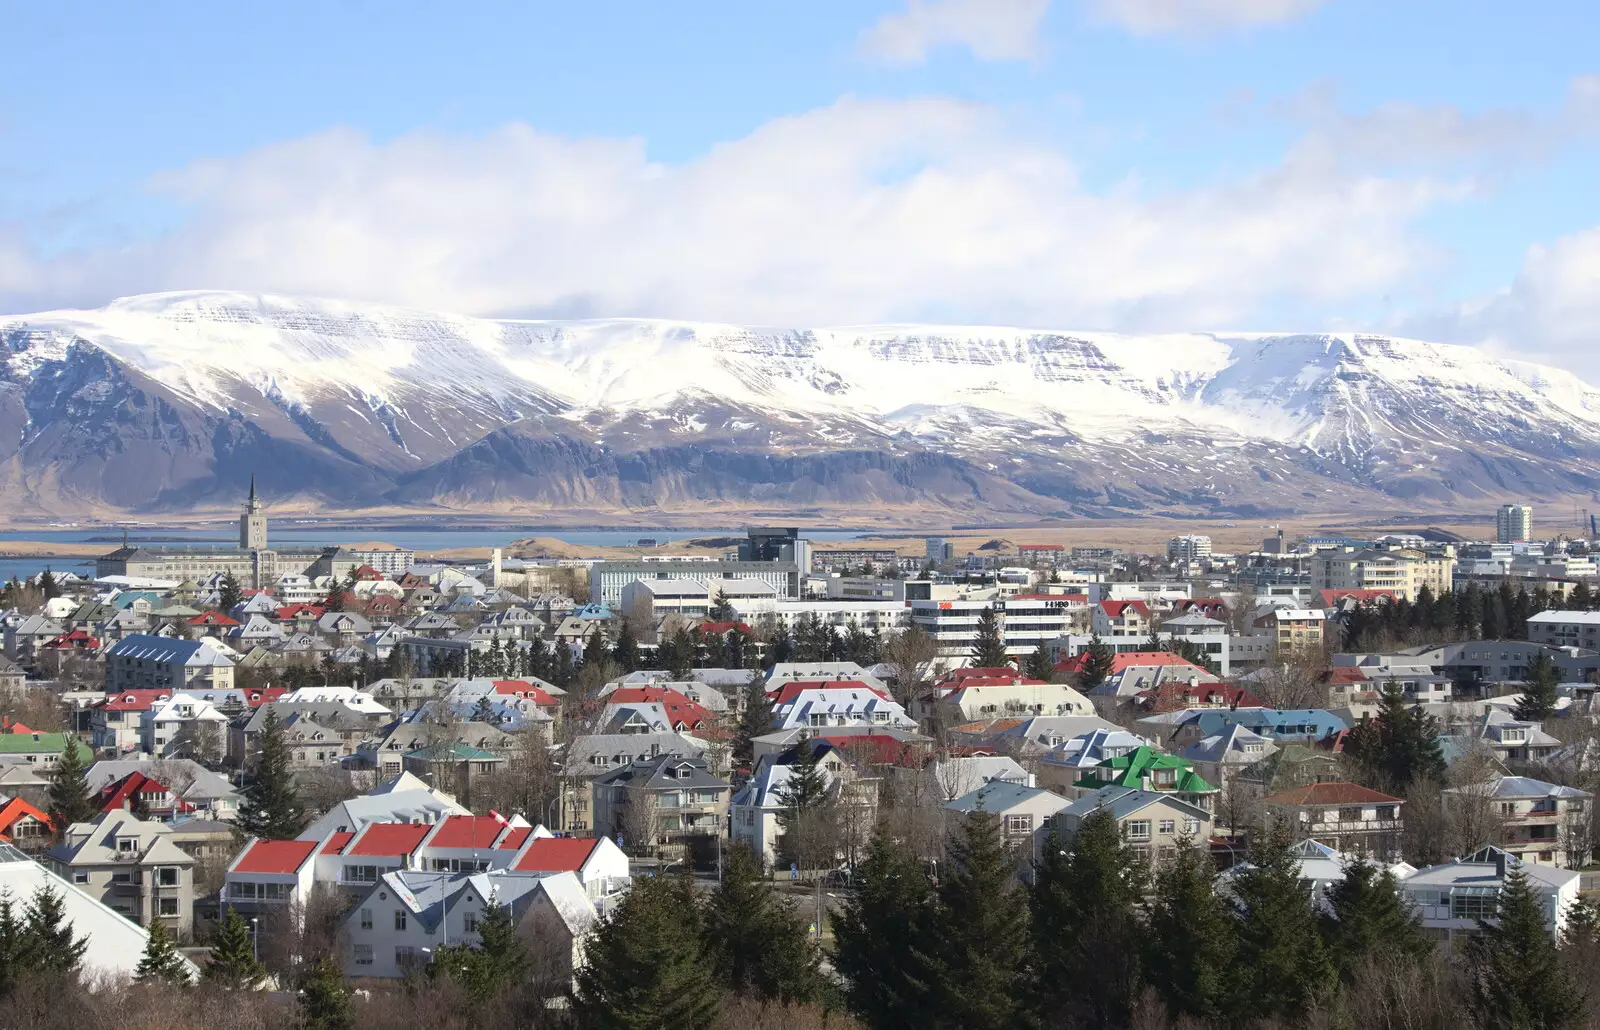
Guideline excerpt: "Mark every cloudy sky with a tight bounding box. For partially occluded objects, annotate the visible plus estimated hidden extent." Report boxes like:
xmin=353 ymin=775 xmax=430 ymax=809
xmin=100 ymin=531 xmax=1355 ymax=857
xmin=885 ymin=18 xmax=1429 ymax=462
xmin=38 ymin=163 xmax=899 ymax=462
xmin=3 ymin=1 xmax=1598 ymax=376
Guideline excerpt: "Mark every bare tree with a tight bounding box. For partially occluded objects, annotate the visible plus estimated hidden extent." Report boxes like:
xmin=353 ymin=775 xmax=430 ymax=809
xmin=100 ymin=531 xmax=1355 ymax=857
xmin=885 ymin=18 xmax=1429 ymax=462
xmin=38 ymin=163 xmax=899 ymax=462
xmin=881 ymin=626 xmax=940 ymax=707
xmin=1252 ymin=645 xmax=1333 ymax=711
xmin=618 ymin=788 xmax=661 ymax=857
xmin=472 ymin=729 xmax=559 ymax=821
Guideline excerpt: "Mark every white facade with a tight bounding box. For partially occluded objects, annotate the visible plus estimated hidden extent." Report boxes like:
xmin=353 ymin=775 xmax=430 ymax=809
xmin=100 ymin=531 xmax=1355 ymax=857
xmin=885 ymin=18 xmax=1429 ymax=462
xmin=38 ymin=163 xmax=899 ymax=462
xmin=736 ymin=598 xmax=911 ymax=635
xmin=1401 ymin=847 xmax=1576 ymax=951
xmin=771 ymin=687 xmax=916 ymax=731
xmin=1167 ymin=535 xmax=1213 ymax=562
xmin=1497 ymin=504 xmax=1534 ymax=544
xmin=140 ymin=692 xmax=232 ymax=758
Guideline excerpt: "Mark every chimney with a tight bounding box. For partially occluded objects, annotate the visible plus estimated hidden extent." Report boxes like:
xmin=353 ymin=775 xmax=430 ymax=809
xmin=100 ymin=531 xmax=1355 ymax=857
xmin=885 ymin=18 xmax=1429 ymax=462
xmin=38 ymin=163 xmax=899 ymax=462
xmin=1494 ymin=850 xmax=1506 ymax=879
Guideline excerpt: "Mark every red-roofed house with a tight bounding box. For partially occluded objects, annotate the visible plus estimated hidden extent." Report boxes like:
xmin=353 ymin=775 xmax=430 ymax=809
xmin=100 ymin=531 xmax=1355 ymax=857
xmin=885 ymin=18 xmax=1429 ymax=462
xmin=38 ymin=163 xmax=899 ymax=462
xmin=1317 ymin=588 xmax=1396 ymax=610
xmin=1056 ymin=651 xmax=1220 ymax=697
xmin=1135 ymin=681 xmax=1264 ymax=713
xmin=88 ymin=689 xmax=174 ymax=753
xmin=346 ymin=821 xmax=432 ymax=858
xmin=96 ymin=771 xmax=198 ymax=821
xmin=1093 ymin=600 xmax=1152 ymax=637
xmin=225 ymin=837 xmax=320 ymax=911
xmin=513 ymin=835 xmax=630 ymax=902
xmin=0 ymin=796 xmax=52 ymax=854
xmin=603 ymin=687 xmax=716 ymax=732
xmin=497 ymin=826 xmax=533 ymax=851
xmin=1261 ymin=782 xmax=1404 ymax=860
xmin=420 ymin=814 xmax=512 ymax=869
xmin=766 ymin=679 xmax=882 ymax=706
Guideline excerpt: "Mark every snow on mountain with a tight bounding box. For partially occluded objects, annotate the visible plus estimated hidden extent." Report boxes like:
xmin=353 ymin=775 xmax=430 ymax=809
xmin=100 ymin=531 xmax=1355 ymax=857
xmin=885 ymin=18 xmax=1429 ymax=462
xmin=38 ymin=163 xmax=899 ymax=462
xmin=1 ymin=290 xmax=1597 ymax=515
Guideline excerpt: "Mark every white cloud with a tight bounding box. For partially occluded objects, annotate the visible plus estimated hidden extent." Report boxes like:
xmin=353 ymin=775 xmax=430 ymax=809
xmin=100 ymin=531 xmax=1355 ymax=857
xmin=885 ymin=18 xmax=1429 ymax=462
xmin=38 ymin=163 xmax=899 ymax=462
xmin=1087 ymin=0 xmax=1326 ymax=35
xmin=858 ymin=0 xmax=1049 ymax=65
xmin=2 ymin=96 xmax=1468 ymax=337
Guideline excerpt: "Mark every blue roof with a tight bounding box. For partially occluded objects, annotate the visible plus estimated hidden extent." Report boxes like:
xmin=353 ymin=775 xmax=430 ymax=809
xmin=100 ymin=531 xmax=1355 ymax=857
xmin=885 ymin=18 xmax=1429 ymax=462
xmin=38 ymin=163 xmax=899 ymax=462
xmin=105 ymin=634 xmax=214 ymax=665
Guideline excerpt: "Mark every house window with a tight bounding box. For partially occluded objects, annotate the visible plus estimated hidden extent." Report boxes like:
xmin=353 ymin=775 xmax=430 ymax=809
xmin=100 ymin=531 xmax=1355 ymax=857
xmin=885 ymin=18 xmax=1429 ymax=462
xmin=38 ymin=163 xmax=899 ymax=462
xmin=1452 ymin=892 xmax=1498 ymax=921
xmin=395 ymin=946 xmax=418 ymax=967
xmin=1005 ymin=814 xmax=1034 ymax=835
xmin=1182 ymin=819 xmax=1200 ymax=836
xmin=395 ymin=910 xmax=408 ymax=931
xmin=1338 ymin=807 xmax=1363 ymax=823
xmin=1131 ymin=845 xmax=1152 ymax=863
xmin=1158 ymin=820 xmax=1175 ymax=835
xmin=353 ymin=944 xmax=374 ymax=966
xmin=1126 ymin=820 xmax=1151 ymax=841
xmin=360 ymin=908 xmax=372 ymax=930
xmin=464 ymin=912 xmax=479 ymax=933
xmin=158 ymin=897 xmax=180 ymax=916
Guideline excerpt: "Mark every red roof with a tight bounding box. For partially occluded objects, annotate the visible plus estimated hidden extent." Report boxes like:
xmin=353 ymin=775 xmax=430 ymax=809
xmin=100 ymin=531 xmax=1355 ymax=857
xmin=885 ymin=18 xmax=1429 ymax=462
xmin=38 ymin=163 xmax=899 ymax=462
xmin=44 ymin=629 xmax=99 ymax=649
xmin=767 ymin=680 xmax=883 ymax=705
xmin=1135 ymin=682 xmax=1264 ymax=713
xmin=513 ymin=836 xmax=601 ymax=873
xmin=814 ymin=734 xmax=921 ymax=767
xmin=606 ymin=687 xmax=715 ymax=729
xmin=321 ymin=831 xmax=355 ymax=855
xmin=0 ymin=717 xmax=36 ymax=734
xmin=351 ymin=565 xmax=382 ymax=581
xmin=97 ymin=771 xmax=195 ymax=816
xmin=246 ymin=687 xmax=289 ymax=708
xmin=189 ymin=611 xmax=241 ymax=626
xmin=941 ymin=667 xmax=1019 ymax=683
xmin=97 ymin=689 xmax=174 ymax=712
xmin=1055 ymin=651 xmax=1204 ymax=674
xmin=275 ymin=604 xmax=325 ymax=620
xmin=428 ymin=815 xmax=506 ymax=850
xmin=1262 ymin=782 xmax=1403 ymax=807
xmin=0 ymin=796 xmax=51 ymax=837
xmin=347 ymin=822 xmax=431 ymax=857
xmin=1099 ymin=599 xmax=1151 ymax=619
xmin=948 ymin=676 xmax=1047 ymax=690
xmin=1322 ymin=666 xmax=1370 ymax=685
xmin=696 ymin=621 xmax=753 ymax=637
xmin=366 ymin=595 xmax=402 ymax=612
xmin=492 ymin=680 xmax=559 ymax=705
xmin=497 ymin=826 xmax=533 ymax=850
xmin=233 ymin=838 xmax=319 ymax=874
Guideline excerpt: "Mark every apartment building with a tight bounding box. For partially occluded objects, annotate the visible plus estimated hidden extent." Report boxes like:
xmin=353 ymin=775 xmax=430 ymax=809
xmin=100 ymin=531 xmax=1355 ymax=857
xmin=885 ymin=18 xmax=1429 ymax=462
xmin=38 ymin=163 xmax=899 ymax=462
xmin=1261 ymin=782 xmax=1404 ymax=861
xmin=1311 ymin=548 xmax=1455 ymax=602
xmin=1526 ymin=610 xmax=1600 ymax=650
xmin=1443 ymin=776 xmax=1592 ymax=867
xmin=104 ymin=634 xmax=236 ymax=693
xmin=46 ymin=811 xmax=197 ymax=938
xmin=1497 ymin=504 xmax=1534 ymax=544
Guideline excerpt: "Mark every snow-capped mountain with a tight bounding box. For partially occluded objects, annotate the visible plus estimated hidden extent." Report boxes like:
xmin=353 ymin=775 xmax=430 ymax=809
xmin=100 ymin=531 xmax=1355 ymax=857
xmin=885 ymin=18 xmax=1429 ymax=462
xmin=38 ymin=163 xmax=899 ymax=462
xmin=1 ymin=290 xmax=1596 ymax=517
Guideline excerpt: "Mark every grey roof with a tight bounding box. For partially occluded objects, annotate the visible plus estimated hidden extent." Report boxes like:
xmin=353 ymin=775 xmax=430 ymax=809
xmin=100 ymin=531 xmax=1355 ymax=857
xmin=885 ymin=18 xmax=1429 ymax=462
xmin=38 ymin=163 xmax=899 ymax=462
xmin=1446 ymin=775 xmax=1591 ymax=800
xmin=106 ymin=634 xmax=233 ymax=667
xmin=1059 ymin=785 xmax=1211 ymax=822
xmin=944 ymin=781 xmax=1068 ymax=814
xmin=86 ymin=759 xmax=239 ymax=803
xmin=593 ymin=754 xmax=728 ymax=791
xmin=564 ymin=732 xmax=705 ymax=776
xmin=0 ymin=654 xmax=22 ymax=676
xmin=47 ymin=811 xmax=195 ymax=867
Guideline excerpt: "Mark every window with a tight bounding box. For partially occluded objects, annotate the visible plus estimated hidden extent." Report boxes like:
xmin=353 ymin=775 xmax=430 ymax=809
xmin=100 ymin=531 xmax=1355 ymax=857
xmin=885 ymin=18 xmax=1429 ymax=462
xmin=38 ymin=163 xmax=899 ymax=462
xmin=1158 ymin=820 xmax=1175 ymax=835
xmin=464 ymin=912 xmax=479 ymax=933
xmin=157 ymin=897 xmax=180 ymax=916
xmin=1125 ymin=820 xmax=1151 ymax=841
xmin=1005 ymin=814 xmax=1034 ymax=834
xmin=1182 ymin=819 xmax=1200 ymax=837
xmin=72 ymin=870 xmax=89 ymax=884
xmin=1452 ymin=892 xmax=1498 ymax=921
xmin=345 ymin=864 xmax=380 ymax=884
xmin=360 ymin=908 xmax=372 ymax=930
xmin=1338 ymin=807 xmax=1364 ymax=823
xmin=395 ymin=946 xmax=418 ymax=967
xmin=1131 ymin=845 xmax=1152 ymax=863
xmin=353 ymin=944 xmax=373 ymax=966
xmin=158 ymin=867 xmax=178 ymax=886
xmin=395 ymin=910 xmax=408 ymax=931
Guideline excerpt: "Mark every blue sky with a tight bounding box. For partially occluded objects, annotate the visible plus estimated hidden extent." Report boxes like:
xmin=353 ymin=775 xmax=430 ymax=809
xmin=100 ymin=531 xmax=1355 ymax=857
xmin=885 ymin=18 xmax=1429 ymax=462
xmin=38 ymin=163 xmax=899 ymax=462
xmin=3 ymin=0 xmax=1598 ymax=375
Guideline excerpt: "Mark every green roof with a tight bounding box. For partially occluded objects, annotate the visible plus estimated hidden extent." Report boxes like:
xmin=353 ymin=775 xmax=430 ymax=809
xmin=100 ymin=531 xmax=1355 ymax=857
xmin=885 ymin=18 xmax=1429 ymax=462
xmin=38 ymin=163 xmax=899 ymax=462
xmin=0 ymin=732 xmax=69 ymax=755
xmin=1077 ymin=745 xmax=1216 ymax=794
xmin=404 ymin=743 xmax=501 ymax=761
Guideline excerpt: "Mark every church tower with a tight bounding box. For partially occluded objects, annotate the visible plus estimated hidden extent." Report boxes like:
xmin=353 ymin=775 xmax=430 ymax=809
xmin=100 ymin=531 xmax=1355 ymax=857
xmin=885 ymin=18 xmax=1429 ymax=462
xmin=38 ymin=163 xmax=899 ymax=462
xmin=239 ymin=474 xmax=268 ymax=550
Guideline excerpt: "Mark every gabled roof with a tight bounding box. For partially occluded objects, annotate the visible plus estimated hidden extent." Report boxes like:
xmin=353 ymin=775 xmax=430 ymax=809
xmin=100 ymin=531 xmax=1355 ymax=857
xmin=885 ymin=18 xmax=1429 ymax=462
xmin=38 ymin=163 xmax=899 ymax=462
xmin=1262 ymin=782 xmax=1403 ymax=807
xmin=347 ymin=822 xmax=433 ymax=857
xmin=427 ymin=815 xmax=507 ymax=850
xmin=1099 ymin=599 xmax=1151 ymax=618
xmin=321 ymin=831 xmax=356 ymax=855
xmin=497 ymin=826 xmax=534 ymax=851
xmin=0 ymin=796 xmax=51 ymax=837
xmin=1076 ymin=745 xmax=1216 ymax=794
xmin=233 ymin=838 xmax=319 ymax=874
xmin=945 ymin=780 xmax=1069 ymax=814
xmin=513 ymin=836 xmax=602 ymax=873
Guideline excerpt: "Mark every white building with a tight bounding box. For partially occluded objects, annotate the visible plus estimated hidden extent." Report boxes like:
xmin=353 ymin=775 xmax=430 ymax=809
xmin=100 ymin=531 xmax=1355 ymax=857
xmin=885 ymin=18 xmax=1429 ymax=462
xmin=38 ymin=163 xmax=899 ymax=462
xmin=770 ymin=685 xmax=916 ymax=731
xmin=140 ymin=692 xmax=233 ymax=758
xmin=1401 ymin=846 xmax=1577 ymax=952
xmin=735 ymin=598 xmax=911 ymax=636
xmin=1167 ymin=535 xmax=1213 ymax=563
xmin=1526 ymin=610 xmax=1600 ymax=651
xmin=590 ymin=560 xmax=799 ymax=605
xmin=1497 ymin=504 xmax=1534 ymax=544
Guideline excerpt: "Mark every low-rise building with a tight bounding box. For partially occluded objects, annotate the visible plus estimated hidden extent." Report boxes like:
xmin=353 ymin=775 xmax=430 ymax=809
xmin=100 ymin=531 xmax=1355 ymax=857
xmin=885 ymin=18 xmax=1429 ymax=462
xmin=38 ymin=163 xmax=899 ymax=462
xmin=592 ymin=754 xmax=730 ymax=859
xmin=1444 ymin=775 xmax=1592 ymax=867
xmin=46 ymin=810 xmax=197 ymax=938
xmin=1053 ymin=786 xmax=1212 ymax=867
xmin=1400 ymin=846 xmax=1578 ymax=952
xmin=1261 ymin=781 xmax=1405 ymax=860
xmin=104 ymin=634 xmax=235 ymax=693
xmin=945 ymin=781 xmax=1073 ymax=874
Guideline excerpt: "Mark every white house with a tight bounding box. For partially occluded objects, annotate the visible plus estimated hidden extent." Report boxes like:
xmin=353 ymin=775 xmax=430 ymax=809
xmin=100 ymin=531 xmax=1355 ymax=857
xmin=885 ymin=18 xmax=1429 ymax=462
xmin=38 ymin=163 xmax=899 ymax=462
xmin=1400 ymin=846 xmax=1580 ymax=952
xmin=770 ymin=685 xmax=915 ymax=731
xmin=944 ymin=781 xmax=1074 ymax=874
xmin=140 ymin=692 xmax=232 ymax=758
xmin=1442 ymin=775 xmax=1592 ymax=867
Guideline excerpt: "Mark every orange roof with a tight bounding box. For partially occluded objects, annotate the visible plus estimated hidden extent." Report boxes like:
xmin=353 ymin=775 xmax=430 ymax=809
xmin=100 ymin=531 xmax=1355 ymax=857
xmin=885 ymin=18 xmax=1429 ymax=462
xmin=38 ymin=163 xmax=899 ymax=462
xmin=234 ymin=838 xmax=318 ymax=874
xmin=321 ymin=831 xmax=356 ymax=855
xmin=428 ymin=815 xmax=506 ymax=850
xmin=189 ymin=611 xmax=241 ymax=626
xmin=492 ymin=680 xmax=558 ymax=704
xmin=0 ymin=717 xmax=36 ymax=734
xmin=497 ymin=826 xmax=533 ymax=850
xmin=513 ymin=836 xmax=601 ymax=873
xmin=0 ymin=796 xmax=51 ymax=835
xmin=1262 ymin=782 xmax=1403 ymax=807
xmin=347 ymin=822 xmax=431 ymax=857
xmin=1056 ymin=651 xmax=1204 ymax=674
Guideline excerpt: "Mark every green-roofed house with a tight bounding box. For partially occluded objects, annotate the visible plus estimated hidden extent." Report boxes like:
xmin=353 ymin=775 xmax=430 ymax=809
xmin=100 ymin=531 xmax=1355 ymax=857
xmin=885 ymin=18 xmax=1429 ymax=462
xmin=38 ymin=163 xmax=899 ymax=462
xmin=0 ymin=730 xmax=73 ymax=770
xmin=1066 ymin=744 xmax=1218 ymax=814
xmin=401 ymin=743 xmax=506 ymax=808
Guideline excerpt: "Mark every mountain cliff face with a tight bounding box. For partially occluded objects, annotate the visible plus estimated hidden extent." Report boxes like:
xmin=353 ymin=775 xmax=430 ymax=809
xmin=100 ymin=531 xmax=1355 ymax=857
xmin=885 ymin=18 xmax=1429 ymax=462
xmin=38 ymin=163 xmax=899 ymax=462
xmin=1 ymin=291 xmax=1596 ymax=517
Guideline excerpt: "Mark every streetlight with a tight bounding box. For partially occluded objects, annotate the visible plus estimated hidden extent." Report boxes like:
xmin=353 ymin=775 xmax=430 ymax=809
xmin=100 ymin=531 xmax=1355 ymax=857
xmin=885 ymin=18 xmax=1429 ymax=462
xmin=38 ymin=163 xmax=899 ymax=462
xmin=249 ymin=916 xmax=259 ymax=961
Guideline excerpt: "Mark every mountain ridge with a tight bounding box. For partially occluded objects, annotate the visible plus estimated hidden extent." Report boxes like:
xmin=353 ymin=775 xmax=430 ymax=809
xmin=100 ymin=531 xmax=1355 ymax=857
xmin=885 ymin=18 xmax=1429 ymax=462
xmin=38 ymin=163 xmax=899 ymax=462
xmin=1 ymin=290 xmax=1596 ymax=517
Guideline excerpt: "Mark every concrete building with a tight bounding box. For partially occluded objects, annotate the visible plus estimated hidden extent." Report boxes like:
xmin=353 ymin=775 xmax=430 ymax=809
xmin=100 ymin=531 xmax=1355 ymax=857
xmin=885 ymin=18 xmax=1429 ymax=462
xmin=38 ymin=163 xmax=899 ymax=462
xmin=1167 ymin=535 xmax=1213 ymax=563
xmin=1053 ymin=786 xmax=1211 ymax=868
xmin=1312 ymin=548 xmax=1455 ymax=602
xmin=1526 ymin=610 xmax=1600 ymax=650
xmin=46 ymin=810 xmax=197 ymax=939
xmin=103 ymin=634 xmax=236 ymax=694
xmin=589 ymin=559 xmax=800 ymax=606
xmin=1261 ymin=781 xmax=1404 ymax=860
xmin=1443 ymin=775 xmax=1592 ymax=867
xmin=1401 ymin=846 xmax=1576 ymax=952
xmin=1497 ymin=504 xmax=1534 ymax=544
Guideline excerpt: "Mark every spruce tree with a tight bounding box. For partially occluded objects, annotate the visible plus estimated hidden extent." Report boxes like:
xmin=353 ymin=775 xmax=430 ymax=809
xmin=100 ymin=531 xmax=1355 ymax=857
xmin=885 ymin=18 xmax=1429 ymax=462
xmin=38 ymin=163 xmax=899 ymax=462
xmin=1025 ymin=642 xmax=1056 ymax=683
xmin=1342 ymin=684 xmax=1446 ymax=792
xmin=832 ymin=835 xmax=936 ymax=1030
xmin=1079 ymin=635 xmax=1115 ymax=691
xmin=1320 ymin=858 xmax=1432 ymax=983
xmin=704 ymin=844 xmax=822 ymax=1003
xmin=38 ymin=568 xmax=59 ymax=600
xmin=1514 ymin=652 xmax=1561 ymax=722
xmin=47 ymin=738 xmax=97 ymax=835
xmin=237 ymin=708 xmax=306 ymax=840
xmin=0 ymin=891 xmax=34 ymax=996
xmin=135 ymin=914 xmax=191 ymax=985
xmin=708 ymin=593 xmax=736 ymax=622
xmin=205 ymin=907 xmax=266 ymax=988
xmin=298 ymin=955 xmax=354 ymax=1030
xmin=217 ymin=571 xmax=244 ymax=613
xmin=1145 ymin=837 xmax=1235 ymax=1022
xmin=1227 ymin=823 xmax=1335 ymax=1020
xmin=24 ymin=885 xmax=86 ymax=978
xmin=572 ymin=875 xmax=723 ymax=1030
xmin=970 ymin=606 xmax=1009 ymax=668
xmin=774 ymin=738 xmax=831 ymax=870
xmin=1466 ymin=869 xmax=1584 ymax=1030
xmin=612 ymin=621 xmax=641 ymax=671
xmin=925 ymin=811 xmax=1029 ymax=1030
xmin=732 ymin=672 xmax=774 ymax=775
xmin=476 ymin=892 xmax=529 ymax=987
xmin=1031 ymin=811 xmax=1145 ymax=1027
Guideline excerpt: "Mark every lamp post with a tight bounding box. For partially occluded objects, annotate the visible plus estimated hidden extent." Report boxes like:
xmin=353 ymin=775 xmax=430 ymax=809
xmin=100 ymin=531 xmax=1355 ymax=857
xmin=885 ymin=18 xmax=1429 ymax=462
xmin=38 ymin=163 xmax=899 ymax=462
xmin=249 ymin=916 xmax=259 ymax=961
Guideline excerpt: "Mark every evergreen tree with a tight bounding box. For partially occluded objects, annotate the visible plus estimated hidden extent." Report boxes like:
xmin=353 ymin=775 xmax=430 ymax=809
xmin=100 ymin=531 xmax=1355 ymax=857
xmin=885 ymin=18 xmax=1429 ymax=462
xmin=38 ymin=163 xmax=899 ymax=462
xmin=732 ymin=672 xmax=774 ymax=775
xmin=135 ymin=914 xmax=191 ymax=985
xmin=217 ymin=571 xmax=244 ymax=613
xmin=1320 ymin=859 xmax=1432 ymax=983
xmin=708 ymin=593 xmax=736 ymax=622
xmin=970 ymin=606 xmax=1009 ymax=668
xmin=1025 ymin=641 xmax=1056 ymax=683
xmin=572 ymin=875 xmax=723 ymax=1030
xmin=38 ymin=567 xmax=59 ymax=601
xmin=298 ymin=955 xmax=354 ymax=1030
xmin=25 ymin=885 xmax=87 ymax=978
xmin=47 ymin=738 xmax=97 ymax=835
xmin=237 ymin=709 xmax=306 ymax=840
xmin=774 ymin=737 xmax=831 ymax=869
xmin=704 ymin=844 xmax=822 ymax=1003
xmin=612 ymin=620 xmax=641 ymax=671
xmin=1514 ymin=652 xmax=1561 ymax=722
xmin=584 ymin=629 xmax=610 ymax=671
xmin=1570 ymin=581 xmax=1595 ymax=611
xmin=476 ymin=892 xmax=528 ymax=985
xmin=553 ymin=640 xmax=575 ymax=688
xmin=1145 ymin=837 xmax=1235 ymax=1022
xmin=832 ymin=835 xmax=936 ymax=1030
xmin=1466 ymin=869 xmax=1585 ymax=1030
xmin=471 ymin=695 xmax=495 ymax=723
xmin=0 ymin=891 xmax=31 ymax=997
xmin=724 ymin=626 xmax=748 ymax=670
xmin=1342 ymin=684 xmax=1447 ymax=792
xmin=205 ymin=907 xmax=265 ymax=988
xmin=667 ymin=628 xmax=696 ymax=679
xmin=1078 ymin=635 xmax=1115 ymax=691
xmin=1227 ymin=823 xmax=1335 ymax=1020
xmin=1032 ymin=811 xmax=1145 ymax=1028
xmin=925 ymin=811 xmax=1029 ymax=1030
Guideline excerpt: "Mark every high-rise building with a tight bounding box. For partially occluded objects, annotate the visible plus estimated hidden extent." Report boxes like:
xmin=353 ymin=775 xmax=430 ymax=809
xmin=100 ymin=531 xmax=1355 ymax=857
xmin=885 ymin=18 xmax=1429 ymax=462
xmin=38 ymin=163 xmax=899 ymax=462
xmin=925 ymin=537 xmax=953 ymax=564
xmin=1167 ymin=534 xmax=1213 ymax=563
xmin=1496 ymin=504 xmax=1533 ymax=544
